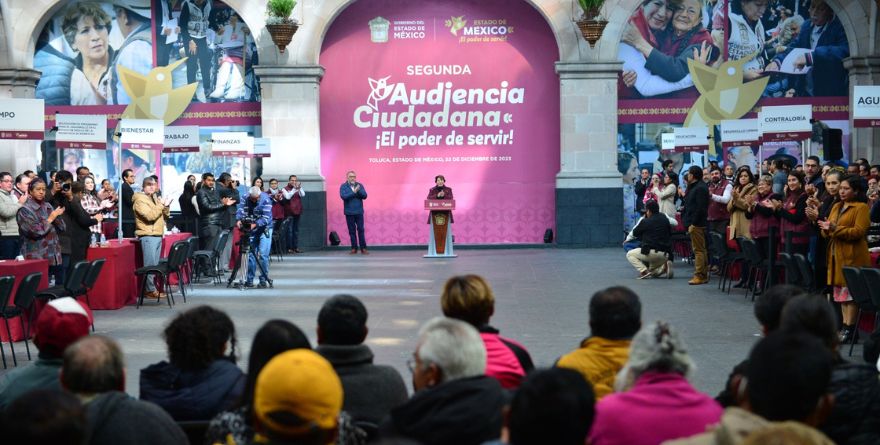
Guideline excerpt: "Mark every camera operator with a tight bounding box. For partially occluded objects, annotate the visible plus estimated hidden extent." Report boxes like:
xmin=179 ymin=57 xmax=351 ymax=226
xmin=236 ymin=186 xmax=272 ymax=288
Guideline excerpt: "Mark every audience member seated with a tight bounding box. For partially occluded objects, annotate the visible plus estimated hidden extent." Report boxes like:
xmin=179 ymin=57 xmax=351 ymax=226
xmin=252 ymin=349 xmax=344 ymax=445
xmin=556 ymin=286 xmax=641 ymax=399
xmin=206 ymin=319 xmax=365 ymax=445
xmin=779 ymin=294 xmax=880 ymax=445
xmin=2 ymin=389 xmax=87 ymax=445
xmin=440 ymin=275 xmax=534 ymax=389
xmin=379 ymin=317 xmax=505 ymax=445
xmin=716 ymin=284 xmax=805 ymax=407
xmin=140 ymin=306 xmax=245 ymax=421
xmin=666 ymin=331 xmax=835 ymax=444
xmin=590 ymin=321 xmax=722 ymax=445
xmin=316 ymin=295 xmax=408 ymax=427
xmin=493 ymin=367 xmax=596 ymax=445
xmin=61 ymin=335 xmax=188 ymax=445
xmin=0 ymin=297 xmax=92 ymax=409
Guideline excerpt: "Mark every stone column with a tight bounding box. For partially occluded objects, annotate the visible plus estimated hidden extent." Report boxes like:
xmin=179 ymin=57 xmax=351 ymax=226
xmin=254 ymin=64 xmax=327 ymax=248
xmin=0 ymin=69 xmax=42 ymax=175
xmin=555 ymin=62 xmax=623 ymax=247
xmin=845 ymin=57 xmax=880 ymax=162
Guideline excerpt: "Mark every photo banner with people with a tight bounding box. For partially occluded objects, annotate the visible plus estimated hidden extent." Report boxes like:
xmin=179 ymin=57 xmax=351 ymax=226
xmin=616 ymin=0 xmax=852 ymax=232
xmin=320 ymin=0 xmax=560 ymax=244
xmin=32 ymin=0 xmax=262 ymax=209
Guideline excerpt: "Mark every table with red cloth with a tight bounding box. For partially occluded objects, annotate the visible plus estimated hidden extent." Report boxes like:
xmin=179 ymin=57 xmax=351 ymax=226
xmin=87 ymin=240 xmax=138 ymax=309
xmin=0 ymin=259 xmax=49 ymax=342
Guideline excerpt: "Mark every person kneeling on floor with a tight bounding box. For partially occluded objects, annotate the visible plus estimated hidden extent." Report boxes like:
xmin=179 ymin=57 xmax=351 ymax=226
xmin=626 ymin=200 xmax=673 ymax=279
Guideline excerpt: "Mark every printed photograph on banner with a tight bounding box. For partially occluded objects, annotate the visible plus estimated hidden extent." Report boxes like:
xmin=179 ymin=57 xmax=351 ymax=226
xmin=34 ymin=1 xmax=154 ymax=106
xmin=723 ymin=145 xmax=759 ymax=172
xmin=618 ymin=0 xmax=721 ymax=100
xmin=718 ymin=0 xmax=848 ymax=98
xmin=154 ymin=0 xmax=260 ymax=103
xmin=161 ymin=125 xmax=257 ymax=210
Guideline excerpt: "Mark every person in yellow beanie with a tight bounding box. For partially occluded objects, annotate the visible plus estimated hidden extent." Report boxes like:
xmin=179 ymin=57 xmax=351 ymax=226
xmin=253 ymin=349 xmax=343 ymax=445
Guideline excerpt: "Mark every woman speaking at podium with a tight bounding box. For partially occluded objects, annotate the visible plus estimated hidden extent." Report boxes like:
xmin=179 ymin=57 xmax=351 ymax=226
xmin=427 ymin=175 xmax=454 ymax=223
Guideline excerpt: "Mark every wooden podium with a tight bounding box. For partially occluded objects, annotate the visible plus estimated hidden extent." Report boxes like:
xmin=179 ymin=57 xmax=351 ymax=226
xmin=424 ymin=199 xmax=456 ymax=258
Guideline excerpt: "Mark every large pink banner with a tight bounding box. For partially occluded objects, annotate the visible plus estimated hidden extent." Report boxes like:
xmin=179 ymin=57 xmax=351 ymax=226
xmin=320 ymin=0 xmax=559 ymax=245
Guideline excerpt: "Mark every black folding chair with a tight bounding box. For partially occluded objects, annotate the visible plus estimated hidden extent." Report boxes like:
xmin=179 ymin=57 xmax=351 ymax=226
xmin=36 ymin=261 xmax=91 ymax=301
xmin=193 ymin=230 xmax=229 ymax=285
xmin=842 ymin=267 xmax=876 ymax=356
xmin=75 ymin=258 xmax=105 ymax=331
xmin=0 ymin=276 xmax=19 ymax=368
xmin=8 ymin=272 xmax=42 ymax=363
xmin=791 ymin=254 xmax=814 ymax=292
xmin=135 ymin=241 xmax=189 ymax=308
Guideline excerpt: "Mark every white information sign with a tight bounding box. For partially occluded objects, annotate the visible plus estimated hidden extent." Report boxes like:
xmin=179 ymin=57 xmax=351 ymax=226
xmin=56 ymin=114 xmax=107 ymax=149
xmin=0 ymin=98 xmax=44 ymax=140
xmin=119 ymin=119 xmax=164 ymax=149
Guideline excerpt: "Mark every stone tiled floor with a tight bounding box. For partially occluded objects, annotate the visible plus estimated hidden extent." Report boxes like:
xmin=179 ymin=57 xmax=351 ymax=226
xmin=1 ymin=248 xmax=852 ymax=397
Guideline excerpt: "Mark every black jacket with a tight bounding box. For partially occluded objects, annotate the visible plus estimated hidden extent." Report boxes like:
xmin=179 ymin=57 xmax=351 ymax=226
xmin=821 ymin=360 xmax=880 ymax=445
xmin=196 ymin=187 xmax=226 ymax=228
xmin=682 ymin=180 xmax=709 ymax=228
xmin=121 ymin=182 xmax=134 ymax=221
xmin=316 ymin=344 xmax=409 ymax=425
xmin=633 ymin=213 xmax=672 ymax=253
xmin=67 ymin=197 xmax=99 ymax=265
xmin=379 ymin=376 xmax=504 ymax=445
xmin=218 ymin=187 xmax=239 ymax=229
xmin=139 ymin=359 xmax=245 ymax=421
xmin=86 ymin=391 xmax=187 ymax=445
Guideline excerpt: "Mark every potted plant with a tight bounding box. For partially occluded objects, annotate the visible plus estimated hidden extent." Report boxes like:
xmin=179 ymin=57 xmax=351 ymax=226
xmin=575 ymin=0 xmax=607 ymax=47
xmin=266 ymin=0 xmax=298 ymax=53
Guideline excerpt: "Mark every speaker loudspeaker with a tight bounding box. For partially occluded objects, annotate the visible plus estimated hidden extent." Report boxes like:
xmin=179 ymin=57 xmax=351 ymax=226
xmin=823 ymin=128 xmax=843 ymax=161
xmin=328 ymin=231 xmax=341 ymax=246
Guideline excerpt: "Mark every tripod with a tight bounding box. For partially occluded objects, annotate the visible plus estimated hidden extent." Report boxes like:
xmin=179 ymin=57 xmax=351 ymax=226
xmin=227 ymin=228 xmax=273 ymax=290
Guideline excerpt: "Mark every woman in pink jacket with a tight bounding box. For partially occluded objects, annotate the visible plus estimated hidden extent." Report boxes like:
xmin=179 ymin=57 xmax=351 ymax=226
xmin=589 ymin=321 xmax=722 ymax=445
xmin=441 ymin=275 xmax=534 ymax=389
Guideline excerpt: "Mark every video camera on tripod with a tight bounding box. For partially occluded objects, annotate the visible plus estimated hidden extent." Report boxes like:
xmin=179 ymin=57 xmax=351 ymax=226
xmin=228 ymin=215 xmax=273 ymax=289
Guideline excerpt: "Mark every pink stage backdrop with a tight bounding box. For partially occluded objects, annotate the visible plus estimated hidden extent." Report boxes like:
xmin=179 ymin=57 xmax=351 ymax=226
xmin=320 ymin=0 xmax=560 ymax=245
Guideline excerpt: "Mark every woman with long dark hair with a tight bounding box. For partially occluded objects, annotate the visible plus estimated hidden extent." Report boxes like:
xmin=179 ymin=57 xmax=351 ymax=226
xmin=205 ymin=319 xmax=310 ymax=445
xmin=727 ymin=168 xmax=756 ymax=240
xmin=746 ymin=175 xmax=780 ymax=266
xmin=67 ymin=181 xmax=103 ymax=267
xmin=820 ymin=175 xmax=871 ymax=343
xmin=775 ymin=170 xmax=811 ymax=255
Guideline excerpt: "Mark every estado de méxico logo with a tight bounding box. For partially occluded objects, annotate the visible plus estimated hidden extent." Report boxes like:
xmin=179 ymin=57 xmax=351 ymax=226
xmin=445 ymin=15 xmax=514 ymax=43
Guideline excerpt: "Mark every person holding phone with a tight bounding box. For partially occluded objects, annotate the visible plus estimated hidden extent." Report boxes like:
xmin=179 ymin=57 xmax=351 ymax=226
xmin=133 ymin=177 xmax=172 ymax=299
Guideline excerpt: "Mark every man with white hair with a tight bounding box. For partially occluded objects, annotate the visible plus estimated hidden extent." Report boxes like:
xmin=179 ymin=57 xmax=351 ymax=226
xmin=379 ymin=317 xmax=505 ymax=445
xmin=235 ymin=185 xmax=273 ymax=288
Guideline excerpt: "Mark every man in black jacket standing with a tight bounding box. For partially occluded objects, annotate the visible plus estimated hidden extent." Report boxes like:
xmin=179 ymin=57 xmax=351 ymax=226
xmin=682 ymin=166 xmax=709 ymax=285
xmin=121 ymin=169 xmax=136 ymax=238
xmin=196 ymin=172 xmax=235 ymax=251
xmin=625 ymin=200 xmax=672 ymax=279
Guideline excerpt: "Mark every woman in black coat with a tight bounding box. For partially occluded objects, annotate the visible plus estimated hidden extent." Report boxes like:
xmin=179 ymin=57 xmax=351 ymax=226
xmin=68 ymin=181 xmax=103 ymax=267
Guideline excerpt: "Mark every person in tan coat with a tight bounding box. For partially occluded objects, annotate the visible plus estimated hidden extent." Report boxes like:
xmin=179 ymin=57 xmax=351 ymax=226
xmin=133 ymin=177 xmax=172 ymax=298
xmin=819 ymin=174 xmax=871 ymax=343
xmin=727 ymin=168 xmax=757 ymax=240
